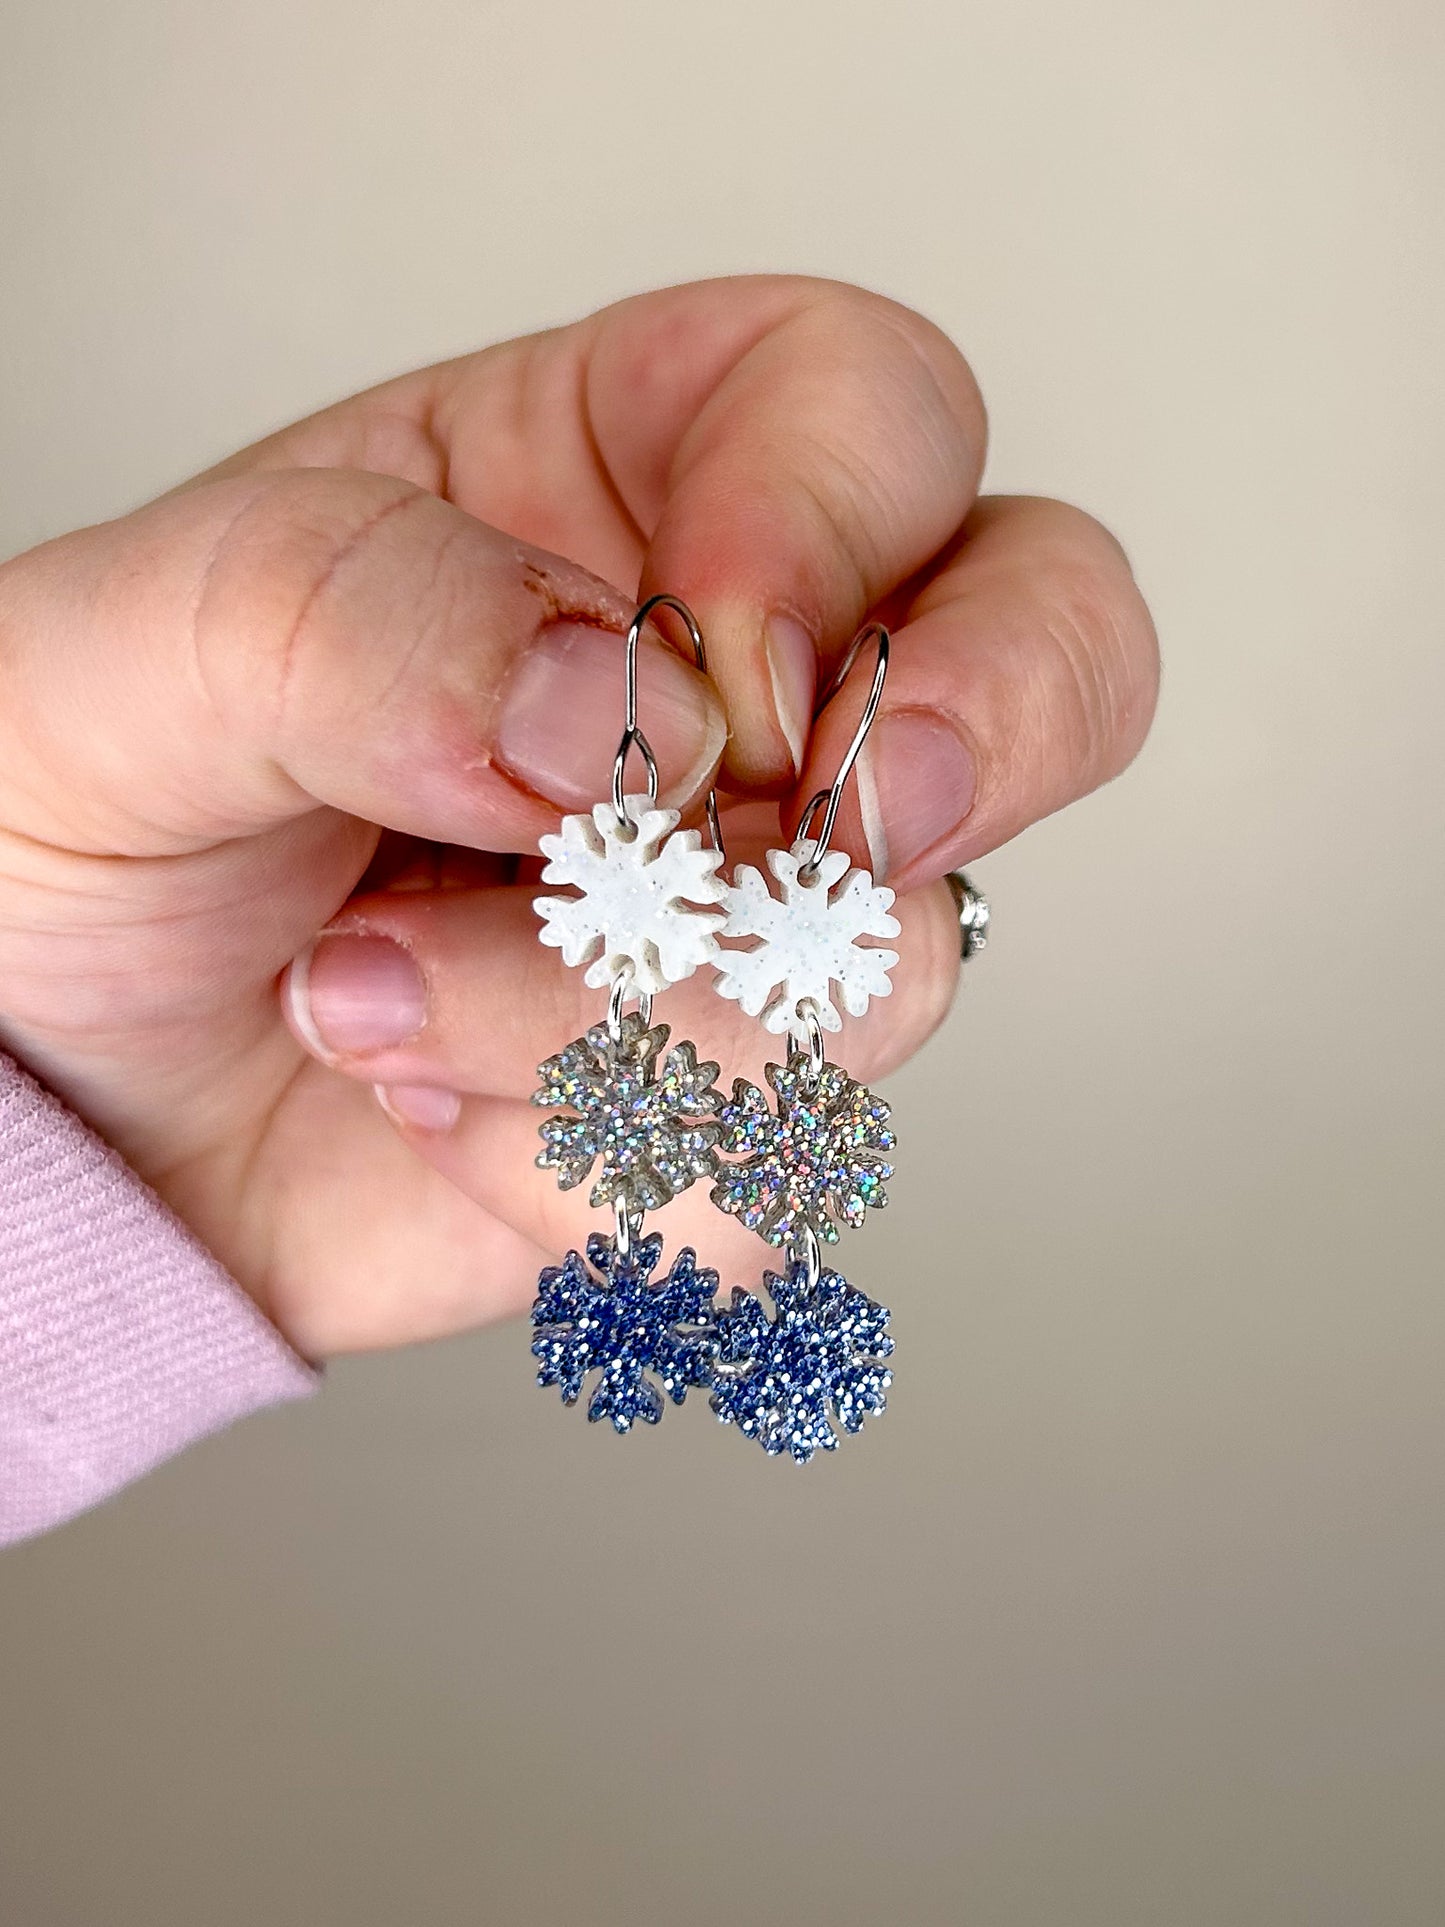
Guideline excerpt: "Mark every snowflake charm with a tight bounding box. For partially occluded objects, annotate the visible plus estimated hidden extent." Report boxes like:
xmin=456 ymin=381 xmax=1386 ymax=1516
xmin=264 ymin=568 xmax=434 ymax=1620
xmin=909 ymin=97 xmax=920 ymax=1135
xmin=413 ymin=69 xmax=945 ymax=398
xmin=533 ymin=1011 xmax=724 ymax=1213
xmin=531 ymin=1232 xmax=721 ymax=1432
xmin=710 ymin=1053 xmax=895 ymax=1248
xmin=535 ymin=796 xmax=726 ymax=995
xmin=709 ymin=1260 xmax=894 ymax=1462
xmin=712 ymin=841 xmax=900 ymax=1041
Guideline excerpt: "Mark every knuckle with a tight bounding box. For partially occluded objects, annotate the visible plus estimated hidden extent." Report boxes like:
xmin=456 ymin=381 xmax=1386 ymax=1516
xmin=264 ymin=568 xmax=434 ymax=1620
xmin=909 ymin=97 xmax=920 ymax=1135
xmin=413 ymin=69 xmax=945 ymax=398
xmin=878 ymin=301 xmax=987 ymax=443
xmin=768 ymin=296 xmax=986 ymax=599
xmin=1033 ymin=499 xmax=1143 ymax=593
xmin=789 ymin=440 xmax=885 ymax=602
xmin=800 ymin=281 xmax=988 ymax=458
xmin=189 ymin=470 xmax=440 ymax=739
xmin=979 ymin=497 xmax=1159 ymax=793
xmin=1032 ymin=553 xmax=1159 ymax=785
xmin=0 ymin=545 xmax=45 ymax=660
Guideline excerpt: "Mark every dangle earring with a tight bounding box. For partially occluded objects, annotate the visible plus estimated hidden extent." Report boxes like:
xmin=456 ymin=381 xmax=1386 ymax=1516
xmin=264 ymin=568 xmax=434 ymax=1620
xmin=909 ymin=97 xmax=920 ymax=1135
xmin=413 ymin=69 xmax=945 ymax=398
xmin=528 ymin=595 xmax=729 ymax=1432
xmin=707 ymin=625 xmax=902 ymax=1463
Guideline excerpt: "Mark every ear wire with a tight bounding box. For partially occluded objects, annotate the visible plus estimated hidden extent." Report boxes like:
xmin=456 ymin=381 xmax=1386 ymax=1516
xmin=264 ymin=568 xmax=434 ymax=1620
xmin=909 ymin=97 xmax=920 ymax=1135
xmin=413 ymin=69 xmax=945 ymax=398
xmin=792 ymin=621 xmax=890 ymax=876
xmin=613 ymin=593 xmax=725 ymax=862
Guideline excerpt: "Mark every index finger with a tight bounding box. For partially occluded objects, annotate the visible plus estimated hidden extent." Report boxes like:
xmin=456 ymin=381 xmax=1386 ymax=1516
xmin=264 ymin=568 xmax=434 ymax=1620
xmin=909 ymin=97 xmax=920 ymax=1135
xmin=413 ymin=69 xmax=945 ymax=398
xmin=616 ymin=278 xmax=988 ymax=786
xmin=192 ymin=276 xmax=987 ymax=793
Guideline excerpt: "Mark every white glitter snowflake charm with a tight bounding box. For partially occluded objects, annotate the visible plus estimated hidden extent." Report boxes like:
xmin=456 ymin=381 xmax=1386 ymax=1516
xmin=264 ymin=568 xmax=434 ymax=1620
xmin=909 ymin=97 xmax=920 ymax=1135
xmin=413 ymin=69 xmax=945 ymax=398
xmin=712 ymin=841 xmax=900 ymax=1040
xmin=535 ymin=796 xmax=727 ymax=995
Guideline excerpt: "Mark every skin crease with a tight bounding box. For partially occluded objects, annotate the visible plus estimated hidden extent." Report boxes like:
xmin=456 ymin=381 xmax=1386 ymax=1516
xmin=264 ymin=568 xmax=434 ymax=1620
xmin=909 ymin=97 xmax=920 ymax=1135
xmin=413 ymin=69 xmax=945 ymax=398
xmin=0 ymin=276 xmax=1159 ymax=1357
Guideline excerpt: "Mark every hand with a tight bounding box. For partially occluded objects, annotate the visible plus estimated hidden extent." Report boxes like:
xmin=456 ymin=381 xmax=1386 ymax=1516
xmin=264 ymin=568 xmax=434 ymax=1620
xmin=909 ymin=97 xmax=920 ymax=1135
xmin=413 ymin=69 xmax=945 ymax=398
xmin=0 ymin=277 xmax=1157 ymax=1356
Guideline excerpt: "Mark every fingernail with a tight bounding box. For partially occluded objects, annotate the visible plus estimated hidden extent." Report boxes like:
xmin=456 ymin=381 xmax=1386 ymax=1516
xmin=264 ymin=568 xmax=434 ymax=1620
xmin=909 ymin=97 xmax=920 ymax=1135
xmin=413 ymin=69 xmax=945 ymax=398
xmin=284 ymin=932 xmax=427 ymax=1060
xmin=861 ymin=710 xmax=978 ymax=880
xmin=764 ymin=616 xmax=817 ymax=776
xmin=495 ymin=620 xmax=725 ymax=809
xmin=374 ymin=1083 xmax=462 ymax=1133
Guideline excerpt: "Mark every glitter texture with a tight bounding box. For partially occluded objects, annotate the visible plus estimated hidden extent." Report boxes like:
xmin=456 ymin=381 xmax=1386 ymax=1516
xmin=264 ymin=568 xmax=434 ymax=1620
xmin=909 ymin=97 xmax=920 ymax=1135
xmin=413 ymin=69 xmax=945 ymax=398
xmin=709 ymin=1260 xmax=894 ymax=1462
xmin=710 ymin=1052 xmax=895 ymax=1248
xmin=534 ymin=796 xmax=726 ymax=994
xmin=713 ymin=842 xmax=900 ymax=1040
xmin=530 ymin=1232 xmax=721 ymax=1431
xmin=533 ymin=1011 xmax=723 ymax=1213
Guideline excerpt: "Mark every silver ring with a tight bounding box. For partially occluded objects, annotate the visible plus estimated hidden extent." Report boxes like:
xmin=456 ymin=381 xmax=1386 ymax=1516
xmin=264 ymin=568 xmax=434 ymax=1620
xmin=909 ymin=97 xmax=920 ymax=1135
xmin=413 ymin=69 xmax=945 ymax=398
xmin=946 ymin=872 xmax=990 ymax=959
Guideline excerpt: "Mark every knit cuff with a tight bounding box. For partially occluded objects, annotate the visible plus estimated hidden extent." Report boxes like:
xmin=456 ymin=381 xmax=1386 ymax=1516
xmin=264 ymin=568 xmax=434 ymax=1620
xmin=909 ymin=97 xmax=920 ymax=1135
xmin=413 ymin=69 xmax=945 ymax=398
xmin=0 ymin=1053 xmax=317 ymax=1545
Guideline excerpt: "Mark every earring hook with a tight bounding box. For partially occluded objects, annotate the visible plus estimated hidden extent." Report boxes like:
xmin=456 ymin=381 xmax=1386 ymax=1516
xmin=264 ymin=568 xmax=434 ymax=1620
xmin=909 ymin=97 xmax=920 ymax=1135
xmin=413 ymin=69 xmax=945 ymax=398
xmin=793 ymin=621 xmax=890 ymax=876
xmin=612 ymin=592 xmax=725 ymax=861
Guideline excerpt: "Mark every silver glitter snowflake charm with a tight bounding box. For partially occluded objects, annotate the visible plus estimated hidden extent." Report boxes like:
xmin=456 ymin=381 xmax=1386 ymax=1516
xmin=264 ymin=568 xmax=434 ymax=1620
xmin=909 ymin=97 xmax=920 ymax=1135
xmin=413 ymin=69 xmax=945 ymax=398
xmin=709 ymin=1260 xmax=894 ymax=1462
xmin=531 ymin=1232 xmax=721 ymax=1431
xmin=533 ymin=1010 xmax=724 ymax=1213
xmin=712 ymin=841 xmax=900 ymax=1042
xmin=710 ymin=1052 xmax=895 ymax=1249
xmin=535 ymin=796 xmax=727 ymax=995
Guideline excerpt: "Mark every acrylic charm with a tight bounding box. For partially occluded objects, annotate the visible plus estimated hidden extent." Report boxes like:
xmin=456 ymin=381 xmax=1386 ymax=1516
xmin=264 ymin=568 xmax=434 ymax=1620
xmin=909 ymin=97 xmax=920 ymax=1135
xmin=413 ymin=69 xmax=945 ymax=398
xmin=533 ymin=1010 xmax=724 ymax=1214
xmin=531 ymin=1232 xmax=721 ymax=1432
xmin=528 ymin=605 xmax=987 ymax=1462
xmin=715 ymin=617 xmax=898 ymax=1040
xmin=710 ymin=1052 xmax=894 ymax=1249
xmin=706 ymin=624 xmax=899 ymax=1459
xmin=709 ymin=1259 xmax=894 ymax=1463
xmin=712 ymin=843 xmax=899 ymax=1039
xmin=535 ymin=799 xmax=726 ymax=995
xmin=528 ymin=594 xmax=728 ymax=1432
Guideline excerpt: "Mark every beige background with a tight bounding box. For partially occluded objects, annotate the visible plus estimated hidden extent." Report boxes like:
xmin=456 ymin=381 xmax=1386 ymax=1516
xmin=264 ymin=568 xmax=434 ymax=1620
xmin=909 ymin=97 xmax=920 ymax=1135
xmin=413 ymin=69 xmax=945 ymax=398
xmin=1 ymin=1 xmax=1443 ymax=1922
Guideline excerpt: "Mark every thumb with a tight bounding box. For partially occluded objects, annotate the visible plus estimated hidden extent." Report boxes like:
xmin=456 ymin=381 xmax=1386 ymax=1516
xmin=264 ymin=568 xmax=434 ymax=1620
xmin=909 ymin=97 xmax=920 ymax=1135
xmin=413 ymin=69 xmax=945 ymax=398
xmin=0 ymin=469 xmax=726 ymax=857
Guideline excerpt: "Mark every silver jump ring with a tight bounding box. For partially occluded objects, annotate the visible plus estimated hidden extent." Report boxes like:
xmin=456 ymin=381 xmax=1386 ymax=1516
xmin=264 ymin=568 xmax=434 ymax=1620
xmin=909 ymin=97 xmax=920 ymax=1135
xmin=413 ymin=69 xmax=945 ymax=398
xmin=794 ymin=622 xmax=890 ymax=877
xmin=796 ymin=1221 xmax=823 ymax=1291
xmin=612 ymin=593 xmax=725 ymax=861
xmin=945 ymin=872 xmax=991 ymax=960
xmin=614 ymin=1196 xmax=639 ymax=1257
xmin=799 ymin=998 xmax=826 ymax=1089
xmin=606 ymin=965 xmax=653 ymax=1044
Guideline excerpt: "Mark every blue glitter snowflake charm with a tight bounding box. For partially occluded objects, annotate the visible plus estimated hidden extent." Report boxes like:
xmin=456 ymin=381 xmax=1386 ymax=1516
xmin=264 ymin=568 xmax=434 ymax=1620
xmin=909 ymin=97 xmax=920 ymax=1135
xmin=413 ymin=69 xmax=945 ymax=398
xmin=709 ymin=1261 xmax=894 ymax=1463
xmin=531 ymin=1232 xmax=721 ymax=1432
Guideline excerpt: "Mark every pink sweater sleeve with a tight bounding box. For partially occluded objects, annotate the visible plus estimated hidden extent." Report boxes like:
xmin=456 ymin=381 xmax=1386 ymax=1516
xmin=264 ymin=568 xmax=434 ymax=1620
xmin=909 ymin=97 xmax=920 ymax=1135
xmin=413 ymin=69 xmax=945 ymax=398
xmin=0 ymin=1053 xmax=317 ymax=1545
